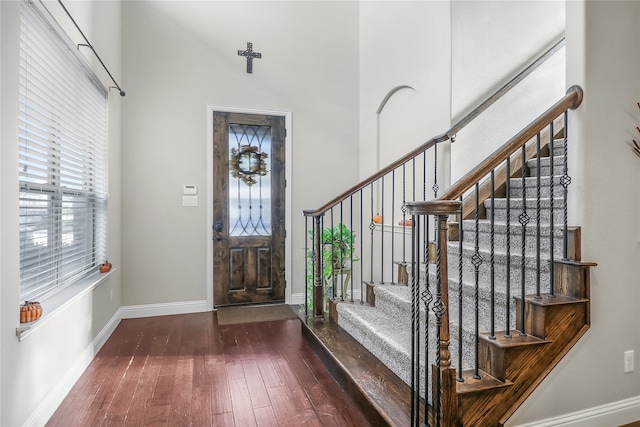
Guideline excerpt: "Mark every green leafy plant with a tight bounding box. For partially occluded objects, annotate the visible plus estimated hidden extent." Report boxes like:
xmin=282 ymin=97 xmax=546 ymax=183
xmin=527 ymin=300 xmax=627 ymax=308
xmin=304 ymin=223 xmax=359 ymax=313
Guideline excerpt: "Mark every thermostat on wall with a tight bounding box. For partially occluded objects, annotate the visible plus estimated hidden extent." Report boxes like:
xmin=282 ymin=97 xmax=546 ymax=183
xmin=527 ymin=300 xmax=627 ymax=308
xmin=183 ymin=185 xmax=198 ymax=195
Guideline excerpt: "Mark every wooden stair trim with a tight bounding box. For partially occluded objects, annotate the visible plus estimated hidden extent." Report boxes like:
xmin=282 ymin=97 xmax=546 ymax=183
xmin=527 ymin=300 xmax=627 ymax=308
xmin=520 ymin=293 xmax=589 ymax=307
xmin=460 ymin=289 xmax=591 ymax=426
xmin=478 ymin=331 xmax=551 ymax=349
xmin=555 ymin=259 xmax=598 ymax=267
xmin=300 ymin=316 xmax=419 ymax=427
xmin=365 ymin=282 xmax=409 ymax=307
xmin=498 ymin=323 xmax=590 ymax=425
xmin=459 ymin=117 xmax=565 ymax=221
xmin=456 ymin=369 xmax=513 ymax=395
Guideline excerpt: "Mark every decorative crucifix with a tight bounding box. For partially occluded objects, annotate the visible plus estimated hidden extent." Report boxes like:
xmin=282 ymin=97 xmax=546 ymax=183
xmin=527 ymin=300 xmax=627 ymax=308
xmin=237 ymin=42 xmax=262 ymax=74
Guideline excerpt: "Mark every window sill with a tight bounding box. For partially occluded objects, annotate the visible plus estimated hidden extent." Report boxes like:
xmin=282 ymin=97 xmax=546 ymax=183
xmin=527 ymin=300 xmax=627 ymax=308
xmin=16 ymin=268 xmax=116 ymax=342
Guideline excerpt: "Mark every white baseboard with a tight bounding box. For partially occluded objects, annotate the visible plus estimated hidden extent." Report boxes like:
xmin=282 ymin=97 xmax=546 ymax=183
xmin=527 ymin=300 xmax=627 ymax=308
xmin=24 ymin=308 xmax=122 ymax=427
xmin=121 ymin=299 xmax=209 ymax=319
xmin=510 ymin=395 xmax=640 ymax=427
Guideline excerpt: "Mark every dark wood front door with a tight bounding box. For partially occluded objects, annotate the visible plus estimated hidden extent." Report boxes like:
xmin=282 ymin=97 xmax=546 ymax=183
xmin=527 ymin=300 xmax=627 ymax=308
xmin=212 ymin=112 xmax=286 ymax=307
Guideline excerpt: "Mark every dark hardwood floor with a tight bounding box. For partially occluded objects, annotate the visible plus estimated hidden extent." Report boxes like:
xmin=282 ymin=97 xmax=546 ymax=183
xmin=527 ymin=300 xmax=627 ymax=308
xmin=46 ymin=312 xmax=370 ymax=427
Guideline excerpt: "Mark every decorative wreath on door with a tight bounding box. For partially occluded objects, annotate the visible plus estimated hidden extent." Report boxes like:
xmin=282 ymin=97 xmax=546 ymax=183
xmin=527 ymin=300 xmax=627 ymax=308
xmin=230 ymin=145 xmax=269 ymax=186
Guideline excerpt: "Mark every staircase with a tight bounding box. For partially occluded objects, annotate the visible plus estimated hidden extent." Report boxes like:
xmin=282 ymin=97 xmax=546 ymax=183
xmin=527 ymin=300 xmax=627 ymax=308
xmin=301 ymin=86 xmax=595 ymax=426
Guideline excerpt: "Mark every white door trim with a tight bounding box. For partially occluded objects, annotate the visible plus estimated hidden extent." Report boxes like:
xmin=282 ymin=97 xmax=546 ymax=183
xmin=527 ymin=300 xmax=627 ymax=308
xmin=206 ymin=105 xmax=292 ymax=310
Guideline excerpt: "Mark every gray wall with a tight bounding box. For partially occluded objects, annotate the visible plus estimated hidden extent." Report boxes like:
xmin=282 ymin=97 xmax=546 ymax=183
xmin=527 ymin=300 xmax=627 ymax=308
xmin=508 ymin=1 xmax=640 ymax=425
xmin=0 ymin=1 xmax=123 ymax=425
xmin=120 ymin=1 xmax=360 ymax=307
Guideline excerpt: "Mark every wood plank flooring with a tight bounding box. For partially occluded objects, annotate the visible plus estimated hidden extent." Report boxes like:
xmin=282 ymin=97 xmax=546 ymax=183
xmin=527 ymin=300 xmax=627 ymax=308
xmin=46 ymin=312 xmax=370 ymax=427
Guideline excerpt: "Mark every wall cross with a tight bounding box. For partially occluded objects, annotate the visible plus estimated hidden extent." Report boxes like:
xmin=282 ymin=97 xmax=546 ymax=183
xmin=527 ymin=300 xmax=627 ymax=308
xmin=237 ymin=42 xmax=262 ymax=74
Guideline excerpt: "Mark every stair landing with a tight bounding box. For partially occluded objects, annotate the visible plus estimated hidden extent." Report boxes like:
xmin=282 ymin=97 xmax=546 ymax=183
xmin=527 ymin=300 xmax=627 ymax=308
xmin=300 ymin=315 xmax=420 ymax=427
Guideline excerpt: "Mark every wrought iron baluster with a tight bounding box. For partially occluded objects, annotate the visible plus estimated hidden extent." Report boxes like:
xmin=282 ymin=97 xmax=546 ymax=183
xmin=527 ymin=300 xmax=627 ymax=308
xmin=391 ymin=170 xmax=396 ymax=283
xmin=360 ymin=189 xmax=364 ymax=304
xmin=549 ymin=123 xmax=556 ymax=298
xmin=350 ymin=195 xmax=355 ymax=303
xmin=402 ymin=164 xmax=407 ymax=263
xmin=472 ymin=183 xmax=482 ymax=379
xmin=381 ymin=176 xmax=385 ymax=282
xmin=330 ymin=209 xmax=336 ymax=301
xmin=424 ymin=215 xmax=432 ymax=416
xmin=433 ymin=142 xmax=439 ymax=198
xmin=457 ymin=196 xmax=464 ymax=382
xmin=313 ymin=215 xmax=323 ymax=317
xmin=490 ymin=170 xmax=496 ymax=339
xmin=305 ymin=217 xmax=309 ymax=318
xmin=434 ymin=213 xmax=442 ymax=427
xmin=505 ymin=158 xmax=512 ymax=338
xmin=562 ymin=111 xmax=571 ymax=260
xmin=519 ymin=146 xmax=529 ymax=335
xmin=410 ymin=214 xmax=420 ymax=426
xmin=535 ymin=134 xmax=542 ymax=299
xmin=339 ymin=202 xmax=344 ymax=301
xmin=370 ymin=185 xmax=375 ymax=284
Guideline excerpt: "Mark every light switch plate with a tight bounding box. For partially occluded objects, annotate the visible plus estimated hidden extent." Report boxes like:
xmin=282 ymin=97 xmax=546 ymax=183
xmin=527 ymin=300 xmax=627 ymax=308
xmin=182 ymin=195 xmax=198 ymax=207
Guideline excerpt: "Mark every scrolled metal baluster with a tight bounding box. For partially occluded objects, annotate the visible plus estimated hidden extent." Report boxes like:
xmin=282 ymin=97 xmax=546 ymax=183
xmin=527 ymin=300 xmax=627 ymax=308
xmin=549 ymin=123 xmax=556 ymax=298
xmin=391 ymin=170 xmax=396 ymax=283
xmin=305 ymin=217 xmax=309 ymax=318
xmin=381 ymin=176 xmax=385 ymax=282
xmin=457 ymin=195 xmax=464 ymax=381
xmin=349 ymin=196 xmax=355 ymax=302
xmin=490 ymin=170 xmax=496 ymax=339
xmin=562 ymin=111 xmax=571 ymax=260
xmin=360 ymin=190 xmax=364 ymax=304
xmin=422 ymin=216 xmax=432 ymax=427
xmin=535 ymin=134 xmax=542 ymax=299
xmin=472 ymin=183 xmax=482 ymax=379
xmin=433 ymin=142 xmax=439 ymax=198
xmin=519 ymin=146 xmax=529 ymax=335
xmin=313 ymin=215 xmax=324 ymax=317
xmin=370 ymin=185 xmax=375 ymax=284
xmin=410 ymin=214 xmax=420 ymax=427
xmin=505 ymin=158 xmax=512 ymax=338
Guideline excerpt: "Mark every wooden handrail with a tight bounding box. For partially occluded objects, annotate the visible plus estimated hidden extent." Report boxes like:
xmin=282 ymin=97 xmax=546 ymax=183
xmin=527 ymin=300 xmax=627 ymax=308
xmin=304 ymin=35 xmax=566 ymax=218
xmin=304 ymin=136 xmax=442 ymax=217
xmin=440 ymin=85 xmax=583 ymax=202
xmin=447 ymin=36 xmax=565 ymax=139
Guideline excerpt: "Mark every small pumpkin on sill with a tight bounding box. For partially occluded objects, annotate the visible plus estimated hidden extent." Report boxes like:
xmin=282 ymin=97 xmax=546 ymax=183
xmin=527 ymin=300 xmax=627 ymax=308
xmin=20 ymin=300 xmax=43 ymax=323
xmin=99 ymin=261 xmax=112 ymax=273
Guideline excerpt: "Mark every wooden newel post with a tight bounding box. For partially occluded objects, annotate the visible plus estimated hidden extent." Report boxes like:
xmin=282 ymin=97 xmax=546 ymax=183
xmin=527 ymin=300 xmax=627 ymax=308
xmin=313 ymin=216 xmax=324 ymax=317
xmin=406 ymin=200 xmax=461 ymax=427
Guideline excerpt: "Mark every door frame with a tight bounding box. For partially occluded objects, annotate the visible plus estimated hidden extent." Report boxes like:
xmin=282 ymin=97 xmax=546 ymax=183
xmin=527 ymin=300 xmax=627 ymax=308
xmin=206 ymin=105 xmax=292 ymax=310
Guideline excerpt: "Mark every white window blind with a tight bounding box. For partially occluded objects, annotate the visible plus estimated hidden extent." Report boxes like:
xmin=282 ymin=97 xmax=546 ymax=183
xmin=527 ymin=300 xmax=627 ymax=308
xmin=18 ymin=0 xmax=108 ymax=301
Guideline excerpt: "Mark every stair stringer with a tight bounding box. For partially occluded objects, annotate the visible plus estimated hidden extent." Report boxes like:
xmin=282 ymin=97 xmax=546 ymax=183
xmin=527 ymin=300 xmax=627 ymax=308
xmin=456 ymin=260 xmax=593 ymax=427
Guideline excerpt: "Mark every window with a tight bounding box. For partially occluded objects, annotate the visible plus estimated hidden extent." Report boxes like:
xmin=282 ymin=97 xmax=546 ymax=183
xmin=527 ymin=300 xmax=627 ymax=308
xmin=18 ymin=0 xmax=108 ymax=301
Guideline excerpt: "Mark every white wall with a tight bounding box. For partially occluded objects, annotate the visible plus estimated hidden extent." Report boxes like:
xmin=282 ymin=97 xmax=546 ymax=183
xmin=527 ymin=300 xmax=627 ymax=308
xmin=507 ymin=1 xmax=640 ymax=425
xmin=358 ymin=1 xmax=451 ymax=181
xmin=120 ymin=1 xmax=360 ymax=307
xmin=450 ymin=0 xmax=565 ymax=182
xmin=0 ymin=1 xmax=122 ymax=425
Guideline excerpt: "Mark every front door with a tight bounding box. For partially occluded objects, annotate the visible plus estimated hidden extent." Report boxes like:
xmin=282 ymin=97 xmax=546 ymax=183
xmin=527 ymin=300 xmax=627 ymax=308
xmin=212 ymin=112 xmax=286 ymax=307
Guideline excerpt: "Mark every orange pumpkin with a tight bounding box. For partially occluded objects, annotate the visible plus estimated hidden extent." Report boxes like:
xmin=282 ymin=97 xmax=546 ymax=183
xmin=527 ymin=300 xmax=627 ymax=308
xmin=20 ymin=301 xmax=43 ymax=323
xmin=99 ymin=261 xmax=112 ymax=273
xmin=373 ymin=214 xmax=382 ymax=224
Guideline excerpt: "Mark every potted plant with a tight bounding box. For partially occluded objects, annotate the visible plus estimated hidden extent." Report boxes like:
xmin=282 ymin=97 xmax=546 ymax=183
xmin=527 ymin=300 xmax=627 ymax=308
xmin=305 ymin=223 xmax=359 ymax=313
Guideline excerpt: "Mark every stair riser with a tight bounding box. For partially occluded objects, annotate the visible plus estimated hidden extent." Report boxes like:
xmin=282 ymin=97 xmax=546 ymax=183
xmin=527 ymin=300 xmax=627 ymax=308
xmin=508 ymin=182 xmax=566 ymax=199
xmin=458 ymin=230 xmax=565 ymax=258
xmin=485 ymin=206 xmax=565 ymax=225
xmin=526 ymin=164 xmax=566 ymax=177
